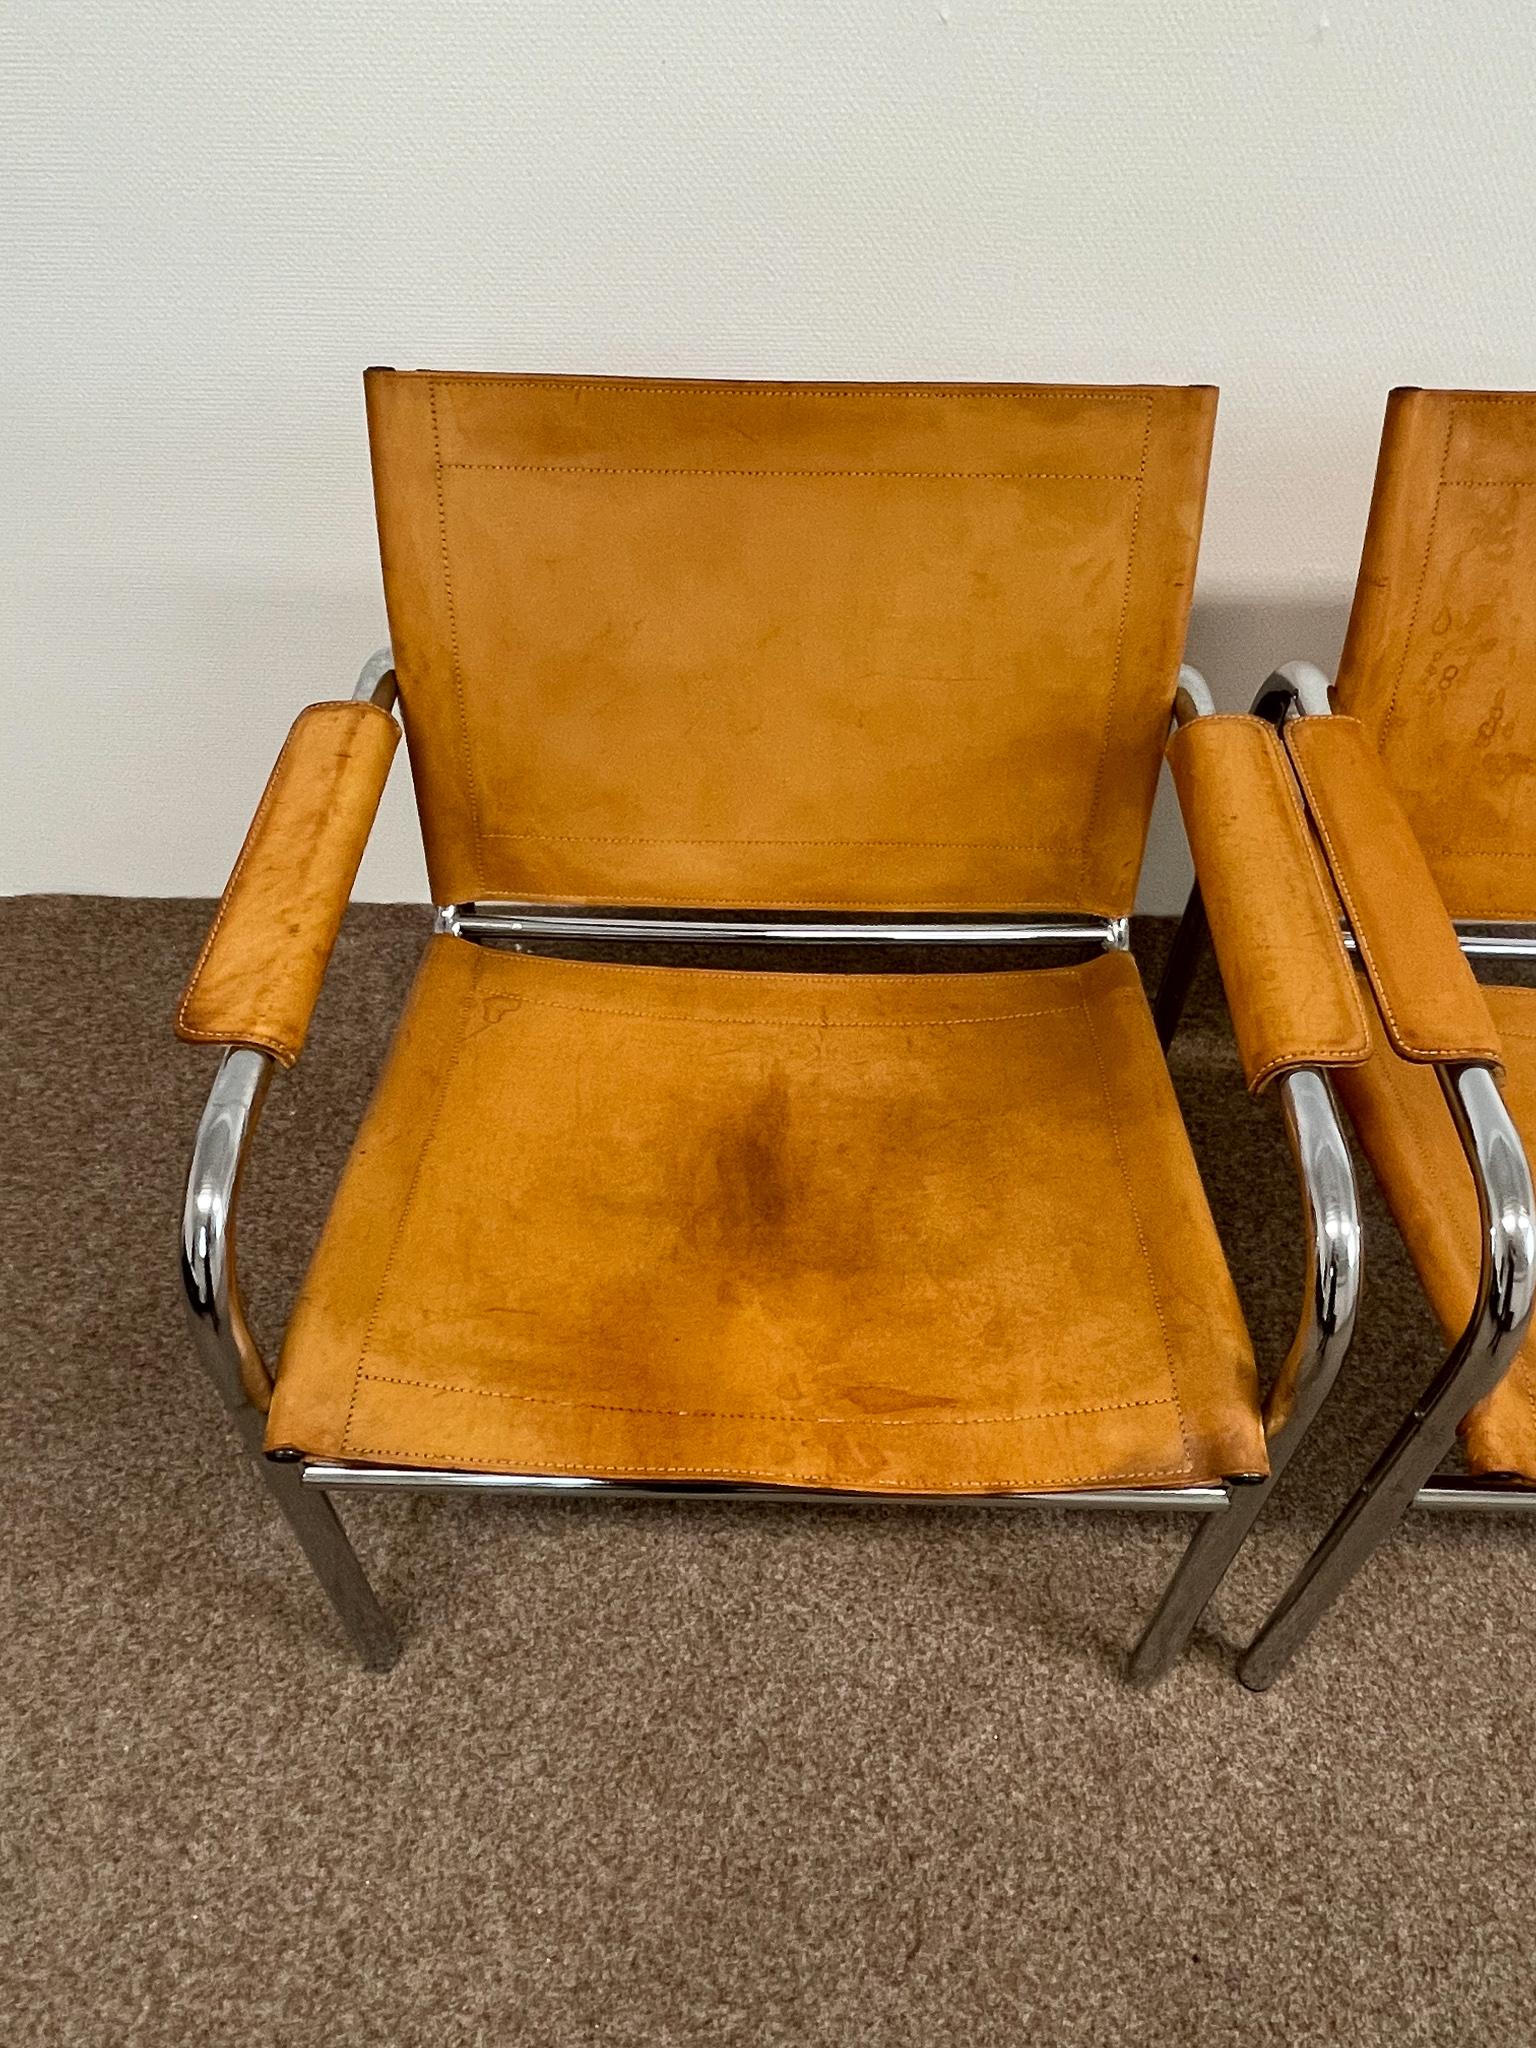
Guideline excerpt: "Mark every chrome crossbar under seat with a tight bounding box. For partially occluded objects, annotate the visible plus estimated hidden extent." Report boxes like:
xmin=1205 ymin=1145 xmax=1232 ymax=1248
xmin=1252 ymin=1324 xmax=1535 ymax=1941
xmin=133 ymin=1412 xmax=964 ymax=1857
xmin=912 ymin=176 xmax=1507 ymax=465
xmin=1414 ymin=1476 xmax=1536 ymax=1512
xmin=435 ymin=905 xmax=1132 ymax=949
xmin=298 ymin=1466 xmax=1228 ymax=1510
xmin=1340 ymin=924 xmax=1536 ymax=963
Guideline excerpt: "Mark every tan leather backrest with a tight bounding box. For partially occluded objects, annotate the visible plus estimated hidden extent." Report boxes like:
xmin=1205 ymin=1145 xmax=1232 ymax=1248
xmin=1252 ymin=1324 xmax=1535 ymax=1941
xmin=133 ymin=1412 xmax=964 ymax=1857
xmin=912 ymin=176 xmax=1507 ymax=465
xmin=1335 ymin=388 xmax=1536 ymax=922
xmin=365 ymin=372 xmax=1216 ymax=913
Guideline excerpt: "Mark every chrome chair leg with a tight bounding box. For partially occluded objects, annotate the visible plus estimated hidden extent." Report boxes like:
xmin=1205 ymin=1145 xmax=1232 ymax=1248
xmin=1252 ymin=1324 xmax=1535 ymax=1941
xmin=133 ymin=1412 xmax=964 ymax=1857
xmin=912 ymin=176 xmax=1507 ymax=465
xmin=255 ymin=1457 xmax=400 ymax=1670
xmin=1240 ymin=1064 xmax=1536 ymax=1689
xmin=1127 ymin=1067 xmax=1362 ymax=1681
xmin=1126 ymin=1480 xmax=1254 ymax=1682
xmin=182 ymin=1048 xmax=400 ymax=1670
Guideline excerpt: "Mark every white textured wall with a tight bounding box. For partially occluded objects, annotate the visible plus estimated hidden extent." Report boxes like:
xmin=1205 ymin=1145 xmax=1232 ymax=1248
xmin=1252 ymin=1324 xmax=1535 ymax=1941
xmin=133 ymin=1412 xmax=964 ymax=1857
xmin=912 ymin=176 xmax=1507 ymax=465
xmin=6 ymin=0 xmax=1535 ymax=909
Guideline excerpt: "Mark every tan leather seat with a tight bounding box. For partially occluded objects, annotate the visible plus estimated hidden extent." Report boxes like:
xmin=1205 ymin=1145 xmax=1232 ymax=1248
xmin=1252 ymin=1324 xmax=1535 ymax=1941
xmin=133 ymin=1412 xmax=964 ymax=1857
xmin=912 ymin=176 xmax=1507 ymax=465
xmin=266 ymin=942 xmax=1265 ymax=1490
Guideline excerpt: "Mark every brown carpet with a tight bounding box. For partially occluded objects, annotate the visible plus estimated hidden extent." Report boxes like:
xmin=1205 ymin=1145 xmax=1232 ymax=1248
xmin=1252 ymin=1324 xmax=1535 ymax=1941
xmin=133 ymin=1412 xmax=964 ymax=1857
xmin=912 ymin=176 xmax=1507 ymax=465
xmin=5 ymin=897 xmax=1535 ymax=2047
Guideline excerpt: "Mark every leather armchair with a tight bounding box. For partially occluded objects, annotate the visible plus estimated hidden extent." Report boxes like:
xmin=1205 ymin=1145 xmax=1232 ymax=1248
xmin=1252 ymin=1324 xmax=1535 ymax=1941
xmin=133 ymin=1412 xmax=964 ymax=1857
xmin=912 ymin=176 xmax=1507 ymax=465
xmin=1177 ymin=393 xmax=1536 ymax=1687
xmin=175 ymin=373 xmax=1370 ymax=1677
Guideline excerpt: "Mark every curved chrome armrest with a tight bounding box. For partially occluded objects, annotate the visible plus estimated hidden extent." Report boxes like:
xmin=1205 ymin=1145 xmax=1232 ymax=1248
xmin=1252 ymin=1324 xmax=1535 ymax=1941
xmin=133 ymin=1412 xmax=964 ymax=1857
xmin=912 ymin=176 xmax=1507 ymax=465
xmin=1240 ymin=1061 xmax=1535 ymax=1688
xmin=180 ymin=647 xmax=393 ymax=1420
xmin=353 ymin=645 xmax=398 ymax=711
xmin=1264 ymin=1067 xmax=1363 ymax=1446
xmin=1176 ymin=658 xmax=1333 ymax=731
xmin=178 ymin=1038 xmax=402 ymax=1666
xmin=1172 ymin=663 xmax=1215 ymax=726
xmin=180 ymin=1041 xmax=276 ymax=1434
xmin=1443 ymin=1064 xmax=1536 ymax=1391
xmin=1172 ymin=659 xmax=1329 ymax=732
xmin=1124 ymin=1056 xmax=1363 ymax=1684
xmin=1250 ymin=659 xmax=1333 ymax=726
xmin=1159 ymin=664 xmax=1365 ymax=1439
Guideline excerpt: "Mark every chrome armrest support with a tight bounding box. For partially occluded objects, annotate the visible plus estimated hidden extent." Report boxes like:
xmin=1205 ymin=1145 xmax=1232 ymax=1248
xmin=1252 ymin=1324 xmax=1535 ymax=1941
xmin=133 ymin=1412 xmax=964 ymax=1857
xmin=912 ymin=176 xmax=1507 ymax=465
xmin=1264 ymin=1068 xmax=1363 ymax=1449
xmin=1442 ymin=1064 xmax=1536 ymax=1392
xmin=1125 ymin=1058 xmax=1362 ymax=1683
xmin=1171 ymin=663 xmax=1215 ymax=727
xmin=1250 ymin=659 xmax=1333 ymax=727
xmin=180 ymin=644 xmax=395 ymax=1434
xmin=353 ymin=645 xmax=398 ymax=712
xmin=1177 ymin=657 xmax=1330 ymax=734
xmin=1240 ymin=1061 xmax=1534 ymax=1686
xmin=180 ymin=1048 xmax=275 ymax=1442
xmin=1161 ymin=665 xmax=1364 ymax=1438
xmin=178 ymin=1040 xmax=400 ymax=1666
xmin=1153 ymin=666 xmax=1216 ymax=1044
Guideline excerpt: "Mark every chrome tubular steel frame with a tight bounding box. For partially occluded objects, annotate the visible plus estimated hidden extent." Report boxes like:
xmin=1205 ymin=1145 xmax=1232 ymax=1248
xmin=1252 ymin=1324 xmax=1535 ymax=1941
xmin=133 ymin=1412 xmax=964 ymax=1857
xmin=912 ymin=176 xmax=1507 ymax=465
xmin=177 ymin=652 xmax=1342 ymax=1672
xmin=437 ymin=904 xmax=1131 ymax=950
xmin=182 ymin=1045 xmax=400 ymax=1670
xmin=304 ymin=1466 xmax=1226 ymax=1510
xmin=1241 ymin=1062 xmax=1536 ymax=1687
xmin=1126 ymin=1065 xmax=1361 ymax=1680
xmin=1127 ymin=668 xmax=1365 ymax=1680
xmin=1156 ymin=663 xmax=1536 ymax=1685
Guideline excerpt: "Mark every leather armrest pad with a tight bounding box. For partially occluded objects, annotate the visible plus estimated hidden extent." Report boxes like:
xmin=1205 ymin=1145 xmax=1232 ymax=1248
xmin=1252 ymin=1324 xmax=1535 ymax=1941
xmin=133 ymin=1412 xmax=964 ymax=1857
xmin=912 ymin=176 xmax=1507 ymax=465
xmin=175 ymin=701 xmax=400 ymax=1067
xmin=1284 ymin=715 xmax=1502 ymax=1069
xmin=1168 ymin=715 xmax=1370 ymax=1093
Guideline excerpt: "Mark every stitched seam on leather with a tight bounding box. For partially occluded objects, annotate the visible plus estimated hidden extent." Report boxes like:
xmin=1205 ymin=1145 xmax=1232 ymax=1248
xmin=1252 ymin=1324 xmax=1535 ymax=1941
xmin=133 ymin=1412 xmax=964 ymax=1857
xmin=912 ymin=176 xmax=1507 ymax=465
xmin=1291 ymin=730 xmax=1465 ymax=1059
xmin=430 ymin=378 xmax=484 ymax=887
xmin=1075 ymin=395 xmax=1152 ymax=899
xmin=176 ymin=1023 xmax=295 ymax=1063
xmin=1171 ymin=720 xmax=1369 ymax=1089
xmin=342 ymin=1449 xmax=1196 ymax=1485
xmin=471 ymin=953 xmax=1091 ymax=988
xmin=179 ymin=705 xmax=397 ymax=1063
xmin=481 ymin=830 xmax=1067 ymax=849
xmin=466 ymin=889 xmax=1128 ymax=911
xmin=1261 ymin=720 xmax=1372 ymax=1067
xmin=434 ymin=383 xmax=1160 ymax=903
xmin=176 ymin=714 xmax=306 ymax=1053
xmin=472 ymin=997 xmax=1086 ymax=1029
xmin=1379 ymin=404 xmax=1455 ymax=748
xmin=422 ymin=379 xmax=1149 ymax=401
xmin=1440 ymin=477 xmax=1536 ymax=487
xmin=1289 ymin=725 xmax=1499 ymax=1062
xmin=1080 ymin=980 xmax=1195 ymax=1471
xmin=175 ymin=706 xmax=356 ymax=1064
xmin=353 ymin=1376 xmax=1180 ymax=1427
xmin=340 ymin=949 xmax=486 ymax=1457
xmin=1249 ymin=1049 xmax=1359 ymax=1092
xmin=442 ymin=463 xmax=1138 ymax=482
